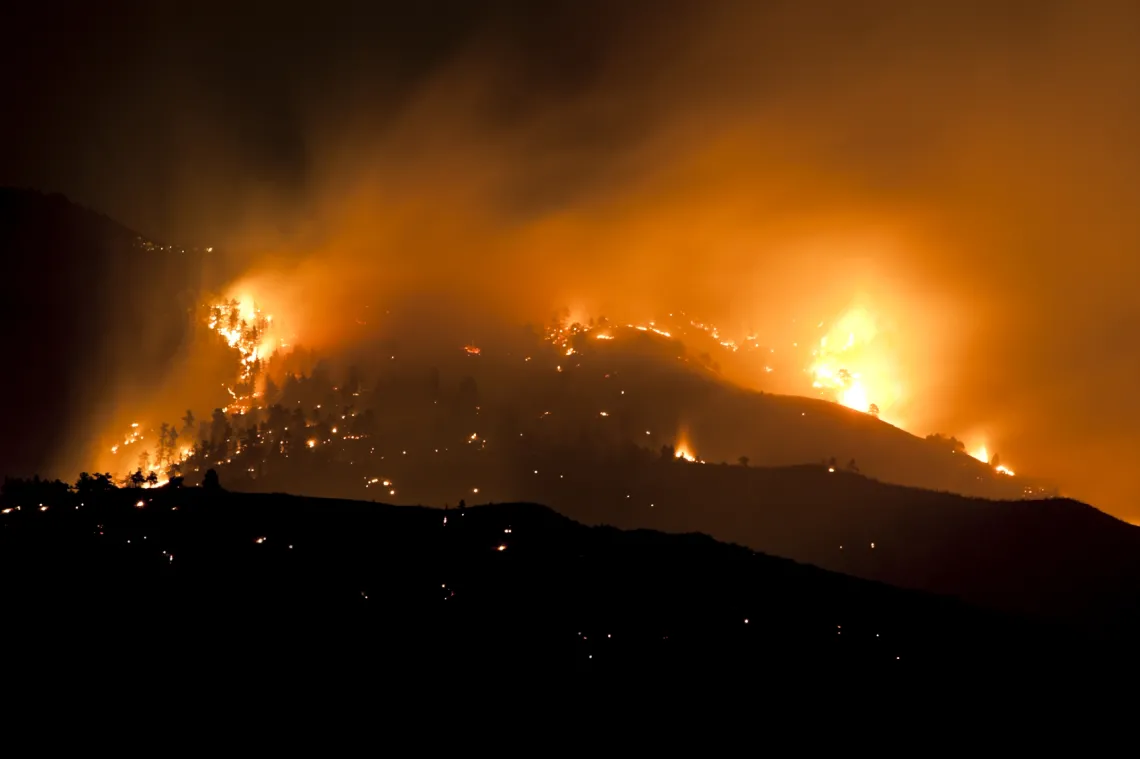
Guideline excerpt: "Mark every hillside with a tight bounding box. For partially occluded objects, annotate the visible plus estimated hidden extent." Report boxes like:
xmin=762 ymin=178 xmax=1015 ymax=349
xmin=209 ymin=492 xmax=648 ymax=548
xmin=543 ymin=458 xmax=1140 ymax=637
xmin=143 ymin=324 xmax=1130 ymax=635
xmin=0 ymin=482 xmax=1102 ymax=683
xmin=0 ymin=189 xmax=1048 ymax=510
xmin=517 ymin=327 xmax=1053 ymax=501
xmin=0 ymin=188 xmax=201 ymax=476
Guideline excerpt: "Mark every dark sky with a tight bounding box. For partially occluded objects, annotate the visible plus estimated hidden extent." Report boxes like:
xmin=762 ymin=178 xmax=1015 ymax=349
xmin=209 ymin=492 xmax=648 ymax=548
xmin=2 ymin=0 xmax=676 ymax=240
xmin=3 ymin=0 xmax=1140 ymax=520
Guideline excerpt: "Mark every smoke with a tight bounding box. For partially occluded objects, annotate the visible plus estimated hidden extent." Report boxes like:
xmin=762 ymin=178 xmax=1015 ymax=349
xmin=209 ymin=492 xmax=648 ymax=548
xmin=14 ymin=1 xmax=1140 ymax=518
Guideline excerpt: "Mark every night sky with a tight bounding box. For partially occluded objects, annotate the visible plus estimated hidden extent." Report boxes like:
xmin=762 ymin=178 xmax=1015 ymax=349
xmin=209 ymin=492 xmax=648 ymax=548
xmin=3 ymin=0 xmax=1139 ymax=519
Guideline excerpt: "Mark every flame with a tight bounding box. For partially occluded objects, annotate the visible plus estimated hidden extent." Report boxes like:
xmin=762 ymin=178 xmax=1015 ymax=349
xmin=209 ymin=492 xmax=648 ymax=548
xmin=206 ymin=297 xmax=280 ymax=386
xmin=808 ymin=306 xmax=900 ymax=418
xmin=83 ymin=297 xmax=1028 ymax=496
xmin=971 ymin=444 xmax=1016 ymax=476
xmin=674 ymin=429 xmax=699 ymax=462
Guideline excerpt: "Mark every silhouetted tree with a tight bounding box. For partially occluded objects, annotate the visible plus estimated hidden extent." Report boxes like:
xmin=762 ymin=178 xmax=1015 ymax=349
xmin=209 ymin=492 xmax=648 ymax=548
xmin=210 ymin=408 xmax=230 ymax=452
xmin=129 ymin=469 xmax=146 ymax=488
xmin=181 ymin=409 xmax=196 ymax=436
xmin=197 ymin=439 xmax=213 ymax=464
xmin=925 ymin=433 xmax=965 ymax=453
xmin=828 ymin=456 xmax=838 ymax=468
xmin=157 ymin=423 xmax=170 ymax=467
xmin=738 ymin=456 xmax=750 ymax=467
xmin=868 ymin=403 xmax=880 ymax=418
xmin=138 ymin=450 xmax=151 ymax=474
xmin=263 ymin=376 xmax=279 ymax=404
xmin=202 ymin=468 xmax=222 ymax=491
xmin=990 ymin=453 xmax=1001 ymax=468
xmin=282 ymin=373 xmax=301 ymax=400
xmin=166 ymin=424 xmax=180 ymax=461
xmin=660 ymin=445 xmax=676 ymax=461
xmin=75 ymin=472 xmax=94 ymax=495
xmin=146 ymin=470 xmax=159 ymax=487
xmin=240 ymin=424 xmax=258 ymax=454
xmin=847 ymin=459 xmax=860 ymax=473
xmin=74 ymin=471 xmax=115 ymax=497
xmin=343 ymin=365 xmax=363 ymax=400
xmin=267 ymin=404 xmax=289 ymax=434
xmin=2 ymin=476 xmax=72 ymax=507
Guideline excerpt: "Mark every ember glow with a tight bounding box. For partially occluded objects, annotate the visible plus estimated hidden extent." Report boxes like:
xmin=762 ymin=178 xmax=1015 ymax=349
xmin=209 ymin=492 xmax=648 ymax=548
xmin=91 ymin=286 xmax=301 ymax=485
xmin=674 ymin=429 xmax=700 ymax=463
xmin=206 ymin=293 xmax=292 ymax=412
xmin=675 ymin=447 xmax=697 ymax=463
xmin=809 ymin=306 xmax=901 ymax=421
xmin=970 ymin=444 xmax=1016 ymax=477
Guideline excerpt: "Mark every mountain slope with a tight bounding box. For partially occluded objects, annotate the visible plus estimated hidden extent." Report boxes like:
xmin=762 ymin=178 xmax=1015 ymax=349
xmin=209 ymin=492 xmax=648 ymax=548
xmin=522 ymin=329 xmax=1052 ymax=500
xmin=0 ymin=484 xmax=1102 ymax=682
xmin=0 ymin=188 xmax=200 ymax=476
xmin=543 ymin=457 xmax=1140 ymax=636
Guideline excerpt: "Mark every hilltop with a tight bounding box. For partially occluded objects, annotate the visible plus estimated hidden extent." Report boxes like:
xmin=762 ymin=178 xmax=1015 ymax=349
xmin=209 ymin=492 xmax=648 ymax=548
xmin=0 ymin=482 xmax=1106 ymax=685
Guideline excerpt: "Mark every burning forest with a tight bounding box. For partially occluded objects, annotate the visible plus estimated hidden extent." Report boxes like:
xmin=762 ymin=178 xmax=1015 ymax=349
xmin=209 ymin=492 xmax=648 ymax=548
xmin=83 ymin=279 xmax=1042 ymax=513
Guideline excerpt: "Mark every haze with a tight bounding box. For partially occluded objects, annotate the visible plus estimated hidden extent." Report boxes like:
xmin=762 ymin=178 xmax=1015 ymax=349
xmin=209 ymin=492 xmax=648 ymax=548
xmin=3 ymin=0 xmax=1138 ymax=520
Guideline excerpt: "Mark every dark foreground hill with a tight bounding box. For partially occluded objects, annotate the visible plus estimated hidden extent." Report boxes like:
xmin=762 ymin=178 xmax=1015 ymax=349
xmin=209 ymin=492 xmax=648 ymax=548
xmin=549 ymin=459 xmax=1140 ymax=638
xmin=0 ymin=484 xmax=1120 ymax=687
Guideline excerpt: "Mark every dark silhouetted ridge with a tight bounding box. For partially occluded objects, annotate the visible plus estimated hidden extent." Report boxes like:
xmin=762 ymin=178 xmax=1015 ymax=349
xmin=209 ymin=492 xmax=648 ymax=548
xmin=0 ymin=484 xmax=1119 ymax=691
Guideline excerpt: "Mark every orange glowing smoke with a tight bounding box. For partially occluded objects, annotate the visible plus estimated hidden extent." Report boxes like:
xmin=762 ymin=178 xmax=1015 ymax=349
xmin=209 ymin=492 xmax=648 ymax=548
xmin=809 ymin=306 xmax=902 ymax=421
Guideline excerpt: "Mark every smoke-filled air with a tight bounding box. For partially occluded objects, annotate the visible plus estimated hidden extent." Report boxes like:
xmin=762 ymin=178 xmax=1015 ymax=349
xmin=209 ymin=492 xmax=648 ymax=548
xmin=6 ymin=0 xmax=1139 ymax=521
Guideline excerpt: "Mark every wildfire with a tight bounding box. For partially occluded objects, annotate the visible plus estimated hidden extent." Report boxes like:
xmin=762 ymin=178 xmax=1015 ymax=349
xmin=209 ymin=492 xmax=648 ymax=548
xmin=808 ymin=306 xmax=898 ymax=418
xmin=674 ymin=429 xmax=700 ymax=463
xmin=206 ymin=298 xmax=277 ymax=385
xmin=82 ymin=291 xmax=1032 ymax=499
xmin=96 ymin=289 xmax=295 ymax=485
xmin=970 ymin=444 xmax=1016 ymax=477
